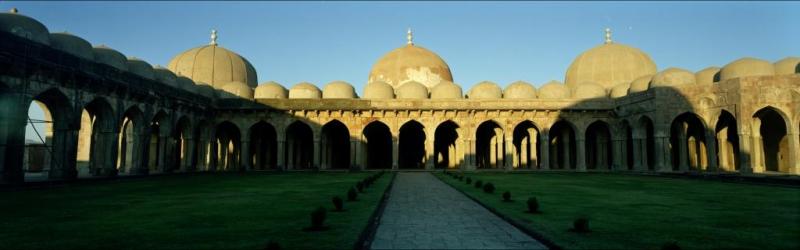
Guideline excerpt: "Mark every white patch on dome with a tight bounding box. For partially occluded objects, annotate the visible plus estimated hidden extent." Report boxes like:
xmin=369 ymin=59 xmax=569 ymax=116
xmin=404 ymin=67 xmax=443 ymax=88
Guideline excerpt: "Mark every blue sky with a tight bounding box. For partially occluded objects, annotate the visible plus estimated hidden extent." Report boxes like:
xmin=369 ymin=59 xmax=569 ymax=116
xmin=12 ymin=1 xmax=799 ymax=140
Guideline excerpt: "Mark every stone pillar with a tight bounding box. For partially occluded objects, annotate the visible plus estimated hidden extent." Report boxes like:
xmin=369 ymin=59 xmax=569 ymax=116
xmin=350 ymin=139 xmax=359 ymax=170
xmin=539 ymin=133 xmax=550 ymax=170
xmin=521 ymin=138 xmax=528 ymax=169
xmin=456 ymin=138 xmax=464 ymax=169
xmin=392 ymin=138 xmax=399 ymax=170
xmin=632 ymin=137 xmax=644 ymax=171
xmin=0 ymin=94 xmax=28 ymax=184
xmin=241 ymin=138 xmax=251 ymax=171
xmin=47 ymin=127 xmax=79 ymax=180
xmin=562 ymin=130 xmax=572 ymax=169
xmin=751 ymin=134 xmax=764 ymax=173
xmin=489 ymin=136 xmax=497 ymax=168
xmin=576 ymin=138 xmax=586 ymax=172
xmin=276 ymin=139 xmax=285 ymax=170
xmin=313 ymin=138 xmax=321 ymax=169
xmin=469 ymin=139 xmax=477 ymax=170
xmin=184 ymin=138 xmax=196 ymax=171
xmin=717 ymin=129 xmax=729 ymax=171
xmin=425 ymin=131 xmax=434 ymax=170
xmin=705 ymin=131 xmax=718 ymax=172
xmin=505 ymin=136 xmax=513 ymax=171
xmin=678 ymin=127 xmax=689 ymax=172
xmin=787 ymin=132 xmax=800 ymax=175
xmin=655 ymin=135 xmax=671 ymax=172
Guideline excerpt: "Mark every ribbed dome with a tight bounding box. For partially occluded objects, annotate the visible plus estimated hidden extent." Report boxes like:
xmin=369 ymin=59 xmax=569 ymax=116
xmin=537 ymin=81 xmax=570 ymax=99
xmin=93 ymin=45 xmax=128 ymax=71
xmin=628 ymin=74 xmax=654 ymax=94
xmin=695 ymin=67 xmax=721 ymax=85
xmin=565 ymin=41 xmax=657 ymax=89
xmin=430 ymin=81 xmax=463 ymax=99
xmin=503 ymin=81 xmax=537 ymax=99
xmin=572 ymin=83 xmax=607 ymax=99
xmin=323 ymin=81 xmax=357 ymax=99
xmin=368 ymin=43 xmax=453 ymax=89
xmin=720 ymin=57 xmax=775 ymax=81
xmin=609 ymin=82 xmax=630 ymax=98
xmin=49 ymin=32 xmax=93 ymax=60
xmin=468 ymin=81 xmax=503 ymax=99
xmin=651 ymin=68 xmax=696 ymax=87
xmin=167 ymin=39 xmax=258 ymax=89
xmin=0 ymin=9 xmax=50 ymax=45
xmin=127 ymin=57 xmax=155 ymax=80
xmin=774 ymin=57 xmax=800 ymax=75
xmin=396 ymin=81 xmax=429 ymax=99
xmin=255 ymin=81 xmax=288 ymax=99
xmin=363 ymin=81 xmax=395 ymax=99
xmin=221 ymin=81 xmax=254 ymax=99
xmin=177 ymin=76 xmax=196 ymax=92
xmin=153 ymin=66 xmax=178 ymax=88
xmin=289 ymin=82 xmax=322 ymax=99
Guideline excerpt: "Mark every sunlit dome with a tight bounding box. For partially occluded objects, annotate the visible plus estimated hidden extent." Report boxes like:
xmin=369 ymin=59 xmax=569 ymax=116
xmin=167 ymin=30 xmax=258 ymax=89
xmin=537 ymin=80 xmax=570 ymax=99
xmin=395 ymin=81 xmax=429 ymax=99
xmin=430 ymin=81 xmax=463 ymax=99
xmin=468 ymin=81 xmax=502 ymax=99
xmin=503 ymin=81 xmax=537 ymax=99
xmin=322 ymin=81 xmax=357 ymax=99
xmin=565 ymin=28 xmax=657 ymax=89
xmin=363 ymin=81 xmax=395 ymax=99
xmin=720 ymin=57 xmax=774 ymax=81
xmin=368 ymin=28 xmax=453 ymax=89
xmin=289 ymin=82 xmax=322 ymax=99
xmin=255 ymin=81 xmax=288 ymax=99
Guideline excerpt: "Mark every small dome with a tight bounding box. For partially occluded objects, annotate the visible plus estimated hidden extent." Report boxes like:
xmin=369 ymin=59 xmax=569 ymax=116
xmin=93 ymin=45 xmax=128 ymax=71
xmin=153 ymin=66 xmax=178 ymax=88
xmin=651 ymin=68 xmax=696 ymax=87
xmin=628 ymin=74 xmax=654 ymax=94
xmin=196 ymin=84 xmax=217 ymax=98
xmin=0 ymin=10 xmax=50 ymax=45
xmin=368 ymin=43 xmax=453 ymax=89
xmin=49 ymin=32 xmax=93 ymax=60
xmin=695 ymin=67 xmax=721 ymax=85
xmin=572 ymin=83 xmax=607 ymax=99
xmin=221 ymin=81 xmax=254 ymax=99
xmin=363 ymin=81 xmax=395 ymax=99
xmin=468 ymin=81 xmax=502 ymax=99
xmin=322 ymin=81 xmax=357 ymax=99
xmin=126 ymin=57 xmax=155 ymax=80
xmin=774 ymin=57 xmax=800 ymax=75
xmin=537 ymin=80 xmax=570 ymax=99
xmin=565 ymin=42 xmax=657 ymax=89
xmin=177 ymin=76 xmax=196 ymax=92
xmin=430 ymin=81 xmax=463 ymax=99
xmin=289 ymin=82 xmax=322 ymax=99
xmin=254 ymin=81 xmax=288 ymax=99
xmin=503 ymin=81 xmax=537 ymax=99
xmin=168 ymin=42 xmax=258 ymax=89
xmin=395 ymin=81 xmax=429 ymax=99
xmin=720 ymin=57 xmax=775 ymax=81
xmin=609 ymin=82 xmax=630 ymax=98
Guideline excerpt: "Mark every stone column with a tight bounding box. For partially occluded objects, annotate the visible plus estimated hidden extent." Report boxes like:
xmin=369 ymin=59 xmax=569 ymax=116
xmin=737 ymin=132 xmax=752 ymax=173
xmin=425 ymin=131 xmax=434 ymax=170
xmin=313 ymin=138 xmax=321 ymax=169
xmin=751 ymin=134 xmax=764 ymax=173
xmin=276 ymin=139 xmax=285 ymax=170
xmin=184 ymin=137 xmax=196 ymax=171
xmin=562 ymin=130 xmax=572 ymax=169
xmin=241 ymin=138 xmax=251 ymax=171
xmin=505 ymin=136 xmax=513 ymax=171
xmin=489 ymin=136 xmax=497 ymax=168
xmin=632 ymin=136 xmax=644 ymax=171
xmin=611 ymin=138 xmax=624 ymax=171
xmin=717 ymin=129 xmax=729 ymax=171
xmin=576 ymin=137 xmax=586 ymax=172
xmin=469 ymin=139 xmax=477 ymax=170
xmin=392 ymin=138 xmax=399 ymax=170
xmin=655 ymin=135 xmax=671 ymax=172
xmin=705 ymin=131 xmax=718 ymax=172
xmin=787 ymin=132 xmax=800 ymax=175
xmin=678 ymin=126 xmax=689 ymax=172
xmin=521 ymin=138 xmax=528 ymax=169
xmin=456 ymin=138 xmax=465 ymax=169
xmin=0 ymin=94 xmax=28 ymax=184
xmin=539 ymin=133 xmax=550 ymax=170
xmin=350 ymin=139 xmax=359 ymax=170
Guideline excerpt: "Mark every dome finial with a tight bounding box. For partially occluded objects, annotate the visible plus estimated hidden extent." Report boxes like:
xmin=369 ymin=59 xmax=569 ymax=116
xmin=10 ymin=8 xmax=18 ymax=13
xmin=210 ymin=29 xmax=218 ymax=46
xmin=604 ymin=28 xmax=612 ymax=44
xmin=407 ymin=27 xmax=413 ymax=46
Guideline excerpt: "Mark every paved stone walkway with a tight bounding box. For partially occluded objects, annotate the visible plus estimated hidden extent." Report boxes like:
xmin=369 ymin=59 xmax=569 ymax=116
xmin=371 ymin=172 xmax=546 ymax=249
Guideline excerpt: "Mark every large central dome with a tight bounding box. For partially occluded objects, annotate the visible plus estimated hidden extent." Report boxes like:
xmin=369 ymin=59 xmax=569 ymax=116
xmin=167 ymin=30 xmax=258 ymax=88
xmin=368 ymin=29 xmax=453 ymax=89
xmin=565 ymin=29 xmax=656 ymax=89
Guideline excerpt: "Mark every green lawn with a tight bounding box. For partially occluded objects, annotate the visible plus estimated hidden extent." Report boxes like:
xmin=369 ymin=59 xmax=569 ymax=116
xmin=437 ymin=172 xmax=800 ymax=250
xmin=0 ymin=172 xmax=392 ymax=250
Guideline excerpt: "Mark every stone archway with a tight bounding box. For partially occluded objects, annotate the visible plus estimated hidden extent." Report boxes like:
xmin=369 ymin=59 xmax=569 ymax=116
xmin=752 ymin=107 xmax=789 ymax=173
xmin=513 ymin=121 xmax=540 ymax=169
xmin=549 ymin=120 xmax=576 ymax=170
xmin=399 ymin=120 xmax=426 ymax=169
xmin=24 ymin=89 xmax=73 ymax=181
xmin=476 ymin=120 xmax=504 ymax=169
xmin=285 ymin=121 xmax=313 ymax=170
xmin=670 ymin=112 xmax=708 ymax=171
xmin=321 ymin=120 xmax=351 ymax=169
xmin=363 ymin=121 xmax=392 ymax=169
xmin=715 ymin=110 xmax=739 ymax=171
xmin=76 ymin=98 xmax=117 ymax=178
xmin=585 ymin=121 xmax=612 ymax=170
xmin=434 ymin=120 xmax=459 ymax=169
xmin=215 ymin=121 xmax=241 ymax=171
xmin=249 ymin=121 xmax=278 ymax=170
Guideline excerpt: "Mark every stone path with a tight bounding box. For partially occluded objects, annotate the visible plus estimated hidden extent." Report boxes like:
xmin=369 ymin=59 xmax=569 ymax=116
xmin=371 ymin=172 xmax=546 ymax=250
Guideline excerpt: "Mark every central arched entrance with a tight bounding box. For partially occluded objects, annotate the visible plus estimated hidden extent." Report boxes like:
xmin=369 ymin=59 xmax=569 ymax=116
xmin=285 ymin=121 xmax=313 ymax=170
xmin=249 ymin=121 xmax=278 ymax=170
xmin=585 ymin=121 xmax=612 ymax=170
xmin=399 ymin=120 xmax=426 ymax=169
xmin=549 ymin=120 xmax=576 ymax=170
xmin=753 ymin=107 xmax=789 ymax=173
xmin=670 ymin=112 xmax=707 ymax=171
xmin=321 ymin=120 xmax=350 ymax=169
xmin=513 ymin=121 xmax=540 ymax=169
xmin=434 ymin=120 xmax=459 ymax=169
xmin=363 ymin=121 xmax=392 ymax=169
xmin=476 ymin=120 xmax=504 ymax=169
xmin=215 ymin=121 xmax=241 ymax=171
xmin=715 ymin=111 xmax=739 ymax=171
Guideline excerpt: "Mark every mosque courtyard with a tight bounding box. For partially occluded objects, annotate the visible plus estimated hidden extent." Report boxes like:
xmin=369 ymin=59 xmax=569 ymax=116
xmin=0 ymin=171 xmax=797 ymax=250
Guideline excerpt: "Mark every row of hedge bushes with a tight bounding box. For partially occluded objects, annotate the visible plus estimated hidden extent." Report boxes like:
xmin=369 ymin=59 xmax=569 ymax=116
xmin=441 ymin=170 xmax=682 ymax=250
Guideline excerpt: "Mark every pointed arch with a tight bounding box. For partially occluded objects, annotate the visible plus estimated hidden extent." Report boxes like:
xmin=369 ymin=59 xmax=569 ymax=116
xmin=286 ymin=121 xmax=313 ymax=170
xmin=637 ymin=115 xmax=655 ymax=171
xmin=116 ymin=106 xmax=145 ymax=175
xmin=321 ymin=119 xmax=351 ymax=169
xmin=24 ymin=88 xmax=74 ymax=181
xmin=434 ymin=120 xmax=460 ymax=169
xmin=399 ymin=120 xmax=426 ymax=169
xmin=715 ymin=110 xmax=739 ymax=171
xmin=363 ymin=121 xmax=392 ymax=169
xmin=752 ymin=107 xmax=790 ymax=173
xmin=512 ymin=120 xmax=540 ymax=169
xmin=549 ymin=119 xmax=576 ymax=170
xmin=670 ymin=112 xmax=708 ymax=171
xmin=215 ymin=121 xmax=241 ymax=171
xmin=76 ymin=97 xmax=117 ymax=178
xmin=585 ymin=120 xmax=612 ymax=170
xmin=476 ymin=120 xmax=505 ymax=169
xmin=249 ymin=121 xmax=277 ymax=170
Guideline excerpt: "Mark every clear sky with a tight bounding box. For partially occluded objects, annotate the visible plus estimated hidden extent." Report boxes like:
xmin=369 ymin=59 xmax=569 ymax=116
xmin=12 ymin=1 xmax=799 ymax=141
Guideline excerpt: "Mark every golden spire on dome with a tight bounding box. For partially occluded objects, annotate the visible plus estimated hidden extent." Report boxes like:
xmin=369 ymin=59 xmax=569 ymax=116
xmin=210 ymin=29 xmax=218 ymax=46
xmin=10 ymin=8 xmax=18 ymax=13
xmin=407 ymin=27 xmax=413 ymax=46
xmin=604 ymin=28 xmax=612 ymax=44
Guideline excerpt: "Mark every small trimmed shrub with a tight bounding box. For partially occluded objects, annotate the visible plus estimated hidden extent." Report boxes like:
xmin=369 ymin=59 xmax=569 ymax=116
xmin=458 ymin=175 xmax=464 ymax=181
xmin=347 ymin=187 xmax=358 ymax=201
xmin=356 ymin=181 xmax=365 ymax=193
xmin=474 ymin=180 xmax=483 ymax=188
xmin=571 ymin=217 xmax=590 ymax=233
xmin=483 ymin=182 xmax=495 ymax=193
xmin=264 ymin=241 xmax=281 ymax=250
xmin=661 ymin=241 xmax=681 ymax=250
xmin=332 ymin=196 xmax=344 ymax=211
xmin=502 ymin=191 xmax=511 ymax=201
xmin=466 ymin=177 xmax=472 ymax=184
xmin=527 ymin=197 xmax=540 ymax=213
xmin=311 ymin=206 xmax=327 ymax=229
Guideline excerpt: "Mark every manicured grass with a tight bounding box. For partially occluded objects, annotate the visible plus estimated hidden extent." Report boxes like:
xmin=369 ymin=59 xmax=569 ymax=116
xmin=437 ymin=172 xmax=800 ymax=250
xmin=0 ymin=172 xmax=392 ymax=250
